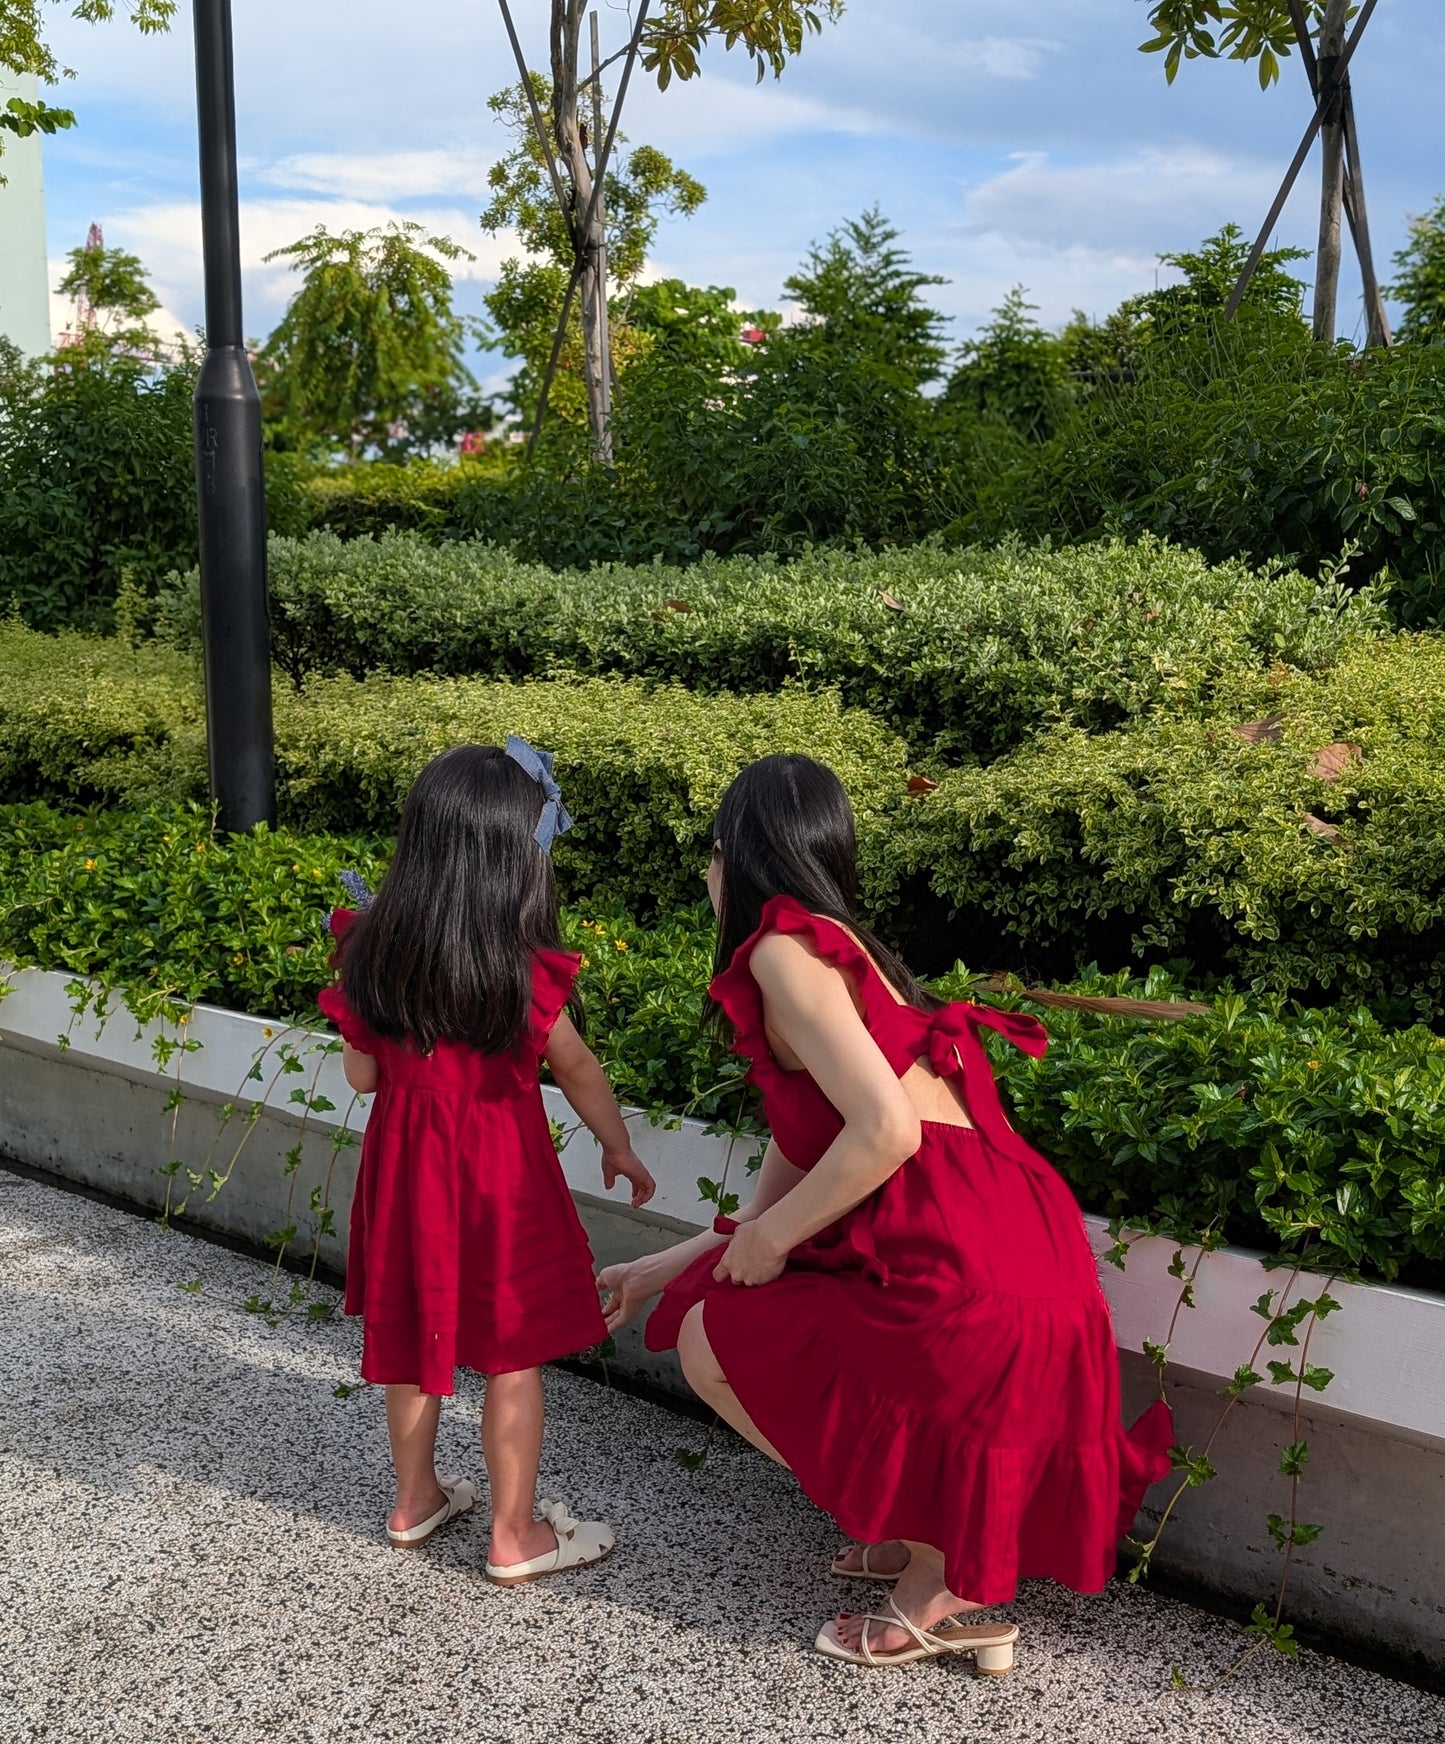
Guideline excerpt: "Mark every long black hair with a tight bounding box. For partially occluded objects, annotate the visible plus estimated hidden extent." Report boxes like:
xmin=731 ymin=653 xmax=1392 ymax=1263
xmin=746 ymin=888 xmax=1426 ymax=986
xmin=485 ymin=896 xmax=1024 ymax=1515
xmin=709 ymin=754 xmax=938 ymax=1023
xmin=339 ymin=744 xmax=574 ymax=1055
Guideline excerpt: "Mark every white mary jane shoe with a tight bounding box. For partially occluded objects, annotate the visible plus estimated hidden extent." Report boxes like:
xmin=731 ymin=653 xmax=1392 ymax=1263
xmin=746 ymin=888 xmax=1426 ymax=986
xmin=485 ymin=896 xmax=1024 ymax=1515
xmin=485 ymin=1497 xmax=615 ymax=1587
xmin=385 ymin=1476 xmax=478 ymax=1549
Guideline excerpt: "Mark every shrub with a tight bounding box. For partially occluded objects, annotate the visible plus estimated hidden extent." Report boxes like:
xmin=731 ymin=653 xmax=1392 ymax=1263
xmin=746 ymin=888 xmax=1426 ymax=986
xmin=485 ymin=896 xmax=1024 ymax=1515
xmin=300 ymin=456 xmax=506 ymax=539
xmin=0 ymin=622 xmax=910 ymax=916
xmin=158 ymin=530 xmax=1383 ymax=760
xmin=0 ymin=355 xmax=197 ymax=631
xmin=963 ymin=316 xmax=1445 ymax=627
xmin=3 ymin=800 xmax=1440 ymax=1288
xmin=883 ymin=634 xmax=1445 ymax=1018
xmin=940 ymin=964 xmax=1445 ymax=1291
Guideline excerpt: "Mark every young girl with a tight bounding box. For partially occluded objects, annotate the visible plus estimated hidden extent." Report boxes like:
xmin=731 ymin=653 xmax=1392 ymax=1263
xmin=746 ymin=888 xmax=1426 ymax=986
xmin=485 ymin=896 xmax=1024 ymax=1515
xmin=319 ymin=740 xmax=654 ymax=1585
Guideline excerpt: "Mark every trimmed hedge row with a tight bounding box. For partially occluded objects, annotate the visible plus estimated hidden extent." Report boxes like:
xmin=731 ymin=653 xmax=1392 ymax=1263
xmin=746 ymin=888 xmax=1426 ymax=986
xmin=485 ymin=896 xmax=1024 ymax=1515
xmin=0 ymin=622 xmax=909 ymax=917
xmin=2 ymin=800 xmax=1441 ymax=1288
xmin=884 ymin=634 xmax=1445 ymax=1018
xmin=157 ymin=530 xmax=1383 ymax=760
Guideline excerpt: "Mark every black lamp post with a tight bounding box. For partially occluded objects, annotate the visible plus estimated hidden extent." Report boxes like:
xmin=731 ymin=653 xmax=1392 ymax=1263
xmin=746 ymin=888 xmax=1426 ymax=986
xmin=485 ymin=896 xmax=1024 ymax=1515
xmin=192 ymin=0 xmax=274 ymax=832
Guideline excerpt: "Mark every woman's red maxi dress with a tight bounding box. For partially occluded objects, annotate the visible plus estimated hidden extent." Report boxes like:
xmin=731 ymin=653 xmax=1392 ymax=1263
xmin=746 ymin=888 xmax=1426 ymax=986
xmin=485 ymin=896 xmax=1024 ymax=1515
xmin=646 ymin=896 xmax=1173 ymax=1606
xmin=319 ymin=910 xmax=607 ymax=1396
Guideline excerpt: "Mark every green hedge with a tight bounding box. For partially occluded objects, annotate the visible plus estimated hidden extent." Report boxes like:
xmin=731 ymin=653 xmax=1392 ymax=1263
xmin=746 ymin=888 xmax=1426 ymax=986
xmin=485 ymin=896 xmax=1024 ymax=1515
xmin=2 ymin=800 xmax=1440 ymax=1289
xmin=157 ymin=530 xmax=1382 ymax=760
xmin=883 ymin=634 xmax=1445 ymax=1018
xmin=0 ymin=623 xmax=909 ymax=916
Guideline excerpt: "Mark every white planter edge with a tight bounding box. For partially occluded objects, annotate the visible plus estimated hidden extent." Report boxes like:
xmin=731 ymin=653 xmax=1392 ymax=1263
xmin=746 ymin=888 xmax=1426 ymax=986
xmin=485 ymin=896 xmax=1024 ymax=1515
xmin=3 ymin=963 xmax=1441 ymax=1445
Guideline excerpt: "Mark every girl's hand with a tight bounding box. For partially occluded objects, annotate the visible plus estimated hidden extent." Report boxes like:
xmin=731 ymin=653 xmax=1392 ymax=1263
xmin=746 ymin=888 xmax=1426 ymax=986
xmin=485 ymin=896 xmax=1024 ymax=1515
xmin=597 ymin=1257 xmax=660 ymax=1333
xmin=601 ymin=1146 xmax=656 ymax=1208
xmin=712 ymin=1219 xmax=788 ymax=1288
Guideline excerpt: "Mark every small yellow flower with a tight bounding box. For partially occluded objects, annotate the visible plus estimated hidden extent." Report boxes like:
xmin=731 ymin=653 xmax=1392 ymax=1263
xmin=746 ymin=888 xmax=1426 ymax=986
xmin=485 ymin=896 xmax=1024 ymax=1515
xmin=262 ymin=1026 xmax=274 ymax=1040
xmin=1307 ymin=1059 xmax=1320 ymax=1070
xmin=84 ymin=858 xmax=96 ymax=871
xmin=580 ymin=955 xmax=591 ymax=968
xmin=292 ymin=863 xmax=301 ymax=873
xmin=311 ymin=868 xmax=322 ymax=879
xmin=178 ymin=1013 xmax=191 ymax=1027
xmin=232 ymin=953 xmax=244 ymax=965
xmin=614 ymin=939 xmax=629 ymax=952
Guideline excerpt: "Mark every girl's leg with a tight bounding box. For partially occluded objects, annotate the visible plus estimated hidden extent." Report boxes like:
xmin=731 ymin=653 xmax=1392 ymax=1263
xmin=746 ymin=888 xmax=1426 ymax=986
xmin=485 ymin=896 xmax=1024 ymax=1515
xmin=481 ymin=1367 xmax=557 ymax=1566
xmin=385 ymin=1384 xmax=446 ymax=1532
xmin=677 ymin=1302 xmax=788 ymax=1467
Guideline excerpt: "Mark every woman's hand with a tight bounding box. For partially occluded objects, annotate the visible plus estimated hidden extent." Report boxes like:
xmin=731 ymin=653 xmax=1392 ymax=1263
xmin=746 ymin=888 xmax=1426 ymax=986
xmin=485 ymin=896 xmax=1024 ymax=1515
xmin=601 ymin=1146 xmax=656 ymax=1207
xmin=712 ymin=1218 xmax=789 ymax=1289
xmin=597 ymin=1256 xmax=664 ymax=1333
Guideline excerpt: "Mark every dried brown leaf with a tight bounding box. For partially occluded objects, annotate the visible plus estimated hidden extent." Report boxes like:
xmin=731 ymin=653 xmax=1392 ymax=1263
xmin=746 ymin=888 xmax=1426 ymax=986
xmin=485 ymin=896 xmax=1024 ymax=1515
xmin=1308 ymin=742 xmax=1362 ymax=783
xmin=1302 ymin=813 xmax=1341 ymax=843
xmin=1232 ymin=717 xmax=1284 ymax=745
xmin=907 ymin=774 xmax=939 ymax=795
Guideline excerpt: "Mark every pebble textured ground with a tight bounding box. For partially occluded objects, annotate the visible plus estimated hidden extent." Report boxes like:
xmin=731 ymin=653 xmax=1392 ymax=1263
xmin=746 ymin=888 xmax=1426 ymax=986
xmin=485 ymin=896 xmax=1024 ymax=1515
xmin=2 ymin=1168 xmax=1441 ymax=1744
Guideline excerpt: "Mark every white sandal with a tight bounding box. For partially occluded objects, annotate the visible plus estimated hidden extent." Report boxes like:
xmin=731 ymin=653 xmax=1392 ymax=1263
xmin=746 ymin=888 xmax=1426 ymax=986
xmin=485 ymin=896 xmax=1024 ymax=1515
xmin=815 ymin=1594 xmax=1018 ymax=1673
xmin=485 ymin=1497 xmax=615 ymax=1587
xmin=386 ymin=1476 xmax=478 ymax=1548
xmin=831 ymin=1543 xmax=908 ymax=1583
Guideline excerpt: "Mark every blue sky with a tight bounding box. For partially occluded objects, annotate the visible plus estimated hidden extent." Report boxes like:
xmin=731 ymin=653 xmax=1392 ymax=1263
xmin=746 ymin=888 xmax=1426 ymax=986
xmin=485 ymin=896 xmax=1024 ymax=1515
xmin=37 ymin=1 xmax=1445 ymax=386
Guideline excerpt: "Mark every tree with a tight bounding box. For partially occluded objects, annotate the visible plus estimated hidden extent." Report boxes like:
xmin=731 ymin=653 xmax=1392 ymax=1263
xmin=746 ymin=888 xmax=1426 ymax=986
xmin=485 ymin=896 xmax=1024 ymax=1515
xmin=481 ymin=75 xmax=704 ymax=431
xmin=55 ymin=229 xmax=164 ymax=360
xmin=0 ymin=2 xmax=172 ymax=167
xmin=255 ymin=222 xmax=485 ymax=460
xmin=782 ymin=207 xmax=948 ymax=389
xmin=623 ymin=279 xmax=777 ymax=370
xmin=492 ymin=0 xmax=845 ymax=458
xmin=1388 ymin=197 xmax=1445 ymax=346
xmin=944 ymin=289 xmax=1071 ymax=442
xmin=1138 ymin=0 xmax=1390 ymax=346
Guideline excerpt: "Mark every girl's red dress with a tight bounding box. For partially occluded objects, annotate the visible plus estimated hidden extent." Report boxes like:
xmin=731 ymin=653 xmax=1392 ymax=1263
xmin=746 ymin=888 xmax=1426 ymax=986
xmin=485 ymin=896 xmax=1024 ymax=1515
xmin=646 ymin=895 xmax=1173 ymax=1605
xmin=319 ymin=909 xmax=606 ymax=1395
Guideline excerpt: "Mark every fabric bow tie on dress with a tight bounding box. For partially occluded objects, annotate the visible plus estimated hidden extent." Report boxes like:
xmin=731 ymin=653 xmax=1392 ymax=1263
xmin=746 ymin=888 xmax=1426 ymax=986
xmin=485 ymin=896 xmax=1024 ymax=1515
xmin=504 ymin=734 xmax=574 ymax=853
xmin=925 ymin=1002 xmax=1050 ymax=1173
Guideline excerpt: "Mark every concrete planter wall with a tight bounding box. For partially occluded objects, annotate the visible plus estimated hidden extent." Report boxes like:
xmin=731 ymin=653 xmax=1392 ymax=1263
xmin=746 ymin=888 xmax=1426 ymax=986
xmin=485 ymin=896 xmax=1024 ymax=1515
xmin=2 ymin=964 xmax=1442 ymax=1674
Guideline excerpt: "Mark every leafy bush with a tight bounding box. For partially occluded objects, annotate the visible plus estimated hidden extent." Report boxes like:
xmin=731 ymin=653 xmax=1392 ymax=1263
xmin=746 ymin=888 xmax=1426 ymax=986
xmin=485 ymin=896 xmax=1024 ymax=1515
xmin=158 ymin=530 xmax=1382 ymax=760
xmin=941 ymin=964 xmax=1445 ymax=1291
xmin=0 ymin=354 xmax=196 ymax=631
xmin=884 ymin=634 xmax=1445 ymax=1018
xmin=299 ymin=455 xmax=506 ymax=539
xmin=0 ymin=622 xmax=909 ymax=916
xmin=963 ymin=314 xmax=1445 ymax=628
xmin=3 ymin=799 xmax=1440 ymax=1288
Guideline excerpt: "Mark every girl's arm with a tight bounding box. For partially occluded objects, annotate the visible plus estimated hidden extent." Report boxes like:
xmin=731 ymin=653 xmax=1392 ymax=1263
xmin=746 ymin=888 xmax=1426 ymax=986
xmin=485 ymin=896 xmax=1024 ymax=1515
xmin=341 ymin=1043 xmax=379 ymax=1094
xmin=713 ymin=933 xmax=921 ymax=1288
xmin=597 ymin=1140 xmax=805 ymax=1334
xmin=543 ymin=1014 xmax=655 ymax=1206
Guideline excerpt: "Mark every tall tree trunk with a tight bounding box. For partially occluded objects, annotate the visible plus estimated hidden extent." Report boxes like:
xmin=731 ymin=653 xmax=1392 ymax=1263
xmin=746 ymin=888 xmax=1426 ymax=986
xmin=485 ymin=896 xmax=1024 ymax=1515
xmin=550 ymin=0 xmax=611 ymax=461
xmin=1312 ymin=0 xmax=1350 ymax=341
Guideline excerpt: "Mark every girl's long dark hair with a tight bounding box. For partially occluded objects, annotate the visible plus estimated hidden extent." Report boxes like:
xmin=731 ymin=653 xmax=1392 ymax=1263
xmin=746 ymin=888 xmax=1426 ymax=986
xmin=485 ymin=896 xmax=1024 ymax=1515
xmin=709 ymin=754 xmax=939 ymax=1023
xmin=340 ymin=745 xmax=573 ymax=1055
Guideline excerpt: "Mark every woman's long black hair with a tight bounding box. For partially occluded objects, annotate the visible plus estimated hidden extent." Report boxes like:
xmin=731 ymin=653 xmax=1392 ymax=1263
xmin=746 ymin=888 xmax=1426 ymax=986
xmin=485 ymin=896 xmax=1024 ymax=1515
xmin=339 ymin=744 xmax=575 ymax=1055
xmin=709 ymin=754 xmax=939 ymax=1024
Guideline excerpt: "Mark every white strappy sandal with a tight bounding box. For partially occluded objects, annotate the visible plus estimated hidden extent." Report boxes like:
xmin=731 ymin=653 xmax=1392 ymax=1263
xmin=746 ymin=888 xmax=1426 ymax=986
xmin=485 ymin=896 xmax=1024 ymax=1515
xmin=831 ymin=1543 xmax=909 ymax=1583
xmin=485 ymin=1497 xmax=615 ymax=1587
xmin=385 ymin=1475 xmax=478 ymax=1548
xmin=815 ymin=1594 xmax=1018 ymax=1673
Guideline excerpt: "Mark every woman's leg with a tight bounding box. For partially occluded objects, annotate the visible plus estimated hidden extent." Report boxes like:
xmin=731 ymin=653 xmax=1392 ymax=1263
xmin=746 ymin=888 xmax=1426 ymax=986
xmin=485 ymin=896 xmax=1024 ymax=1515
xmin=481 ymin=1367 xmax=557 ymax=1566
xmin=384 ymin=1384 xmax=446 ymax=1532
xmin=834 ymin=1540 xmax=986 ymax=1655
xmin=677 ymin=1302 xmax=789 ymax=1467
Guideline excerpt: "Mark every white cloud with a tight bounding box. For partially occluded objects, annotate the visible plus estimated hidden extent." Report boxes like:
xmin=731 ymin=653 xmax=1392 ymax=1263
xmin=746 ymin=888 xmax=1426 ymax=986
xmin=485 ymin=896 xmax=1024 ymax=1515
xmin=960 ymin=147 xmax=1286 ymax=255
xmin=259 ymin=149 xmax=501 ymax=202
xmin=972 ymin=37 xmax=1062 ymax=81
xmin=85 ymin=199 xmax=520 ymax=337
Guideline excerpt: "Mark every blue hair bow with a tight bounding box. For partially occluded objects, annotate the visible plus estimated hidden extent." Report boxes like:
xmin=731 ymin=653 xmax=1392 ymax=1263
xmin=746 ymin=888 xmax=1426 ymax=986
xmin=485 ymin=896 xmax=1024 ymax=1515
xmin=505 ymin=734 xmax=573 ymax=853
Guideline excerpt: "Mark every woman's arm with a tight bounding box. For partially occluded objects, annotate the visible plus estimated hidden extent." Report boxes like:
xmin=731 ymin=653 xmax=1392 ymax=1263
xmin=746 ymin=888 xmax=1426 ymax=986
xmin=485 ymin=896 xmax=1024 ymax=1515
xmin=713 ymin=933 xmax=921 ymax=1287
xmin=596 ymin=1140 xmax=805 ymax=1332
xmin=341 ymin=1042 xmax=379 ymax=1094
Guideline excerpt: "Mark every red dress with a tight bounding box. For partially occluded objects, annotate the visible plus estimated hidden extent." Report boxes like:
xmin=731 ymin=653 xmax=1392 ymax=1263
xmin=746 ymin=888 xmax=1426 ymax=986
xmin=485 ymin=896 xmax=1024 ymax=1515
xmin=646 ymin=896 xmax=1173 ymax=1605
xmin=319 ymin=910 xmax=607 ymax=1395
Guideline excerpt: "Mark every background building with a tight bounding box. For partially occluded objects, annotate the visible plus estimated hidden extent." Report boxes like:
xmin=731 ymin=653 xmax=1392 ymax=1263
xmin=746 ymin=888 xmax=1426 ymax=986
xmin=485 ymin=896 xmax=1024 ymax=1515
xmin=0 ymin=70 xmax=53 ymax=358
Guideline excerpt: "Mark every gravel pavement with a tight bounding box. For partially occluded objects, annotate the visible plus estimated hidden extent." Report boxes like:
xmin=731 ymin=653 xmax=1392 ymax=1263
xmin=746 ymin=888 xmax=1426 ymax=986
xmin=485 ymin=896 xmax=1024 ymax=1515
xmin=2 ymin=1167 xmax=1441 ymax=1744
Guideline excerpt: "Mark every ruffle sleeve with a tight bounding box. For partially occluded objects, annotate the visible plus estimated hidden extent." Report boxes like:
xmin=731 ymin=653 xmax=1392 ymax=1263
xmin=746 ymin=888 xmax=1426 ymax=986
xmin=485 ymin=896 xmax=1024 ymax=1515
xmin=529 ymin=948 xmax=583 ymax=1054
xmin=707 ymin=894 xmax=875 ymax=1064
xmin=316 ymin=909 xmax=384 ymax=1054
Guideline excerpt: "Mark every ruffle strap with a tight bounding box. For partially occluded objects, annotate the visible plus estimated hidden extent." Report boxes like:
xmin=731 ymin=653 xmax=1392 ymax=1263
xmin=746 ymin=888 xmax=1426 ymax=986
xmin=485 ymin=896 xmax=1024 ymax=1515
xmin=926 ymin=1002 xmax=1049 ymax=1170
xmin=709 ymin=895 xmax=872 ymax=1064
xmin=529 ymin=948 xmax=583 ymax=1054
